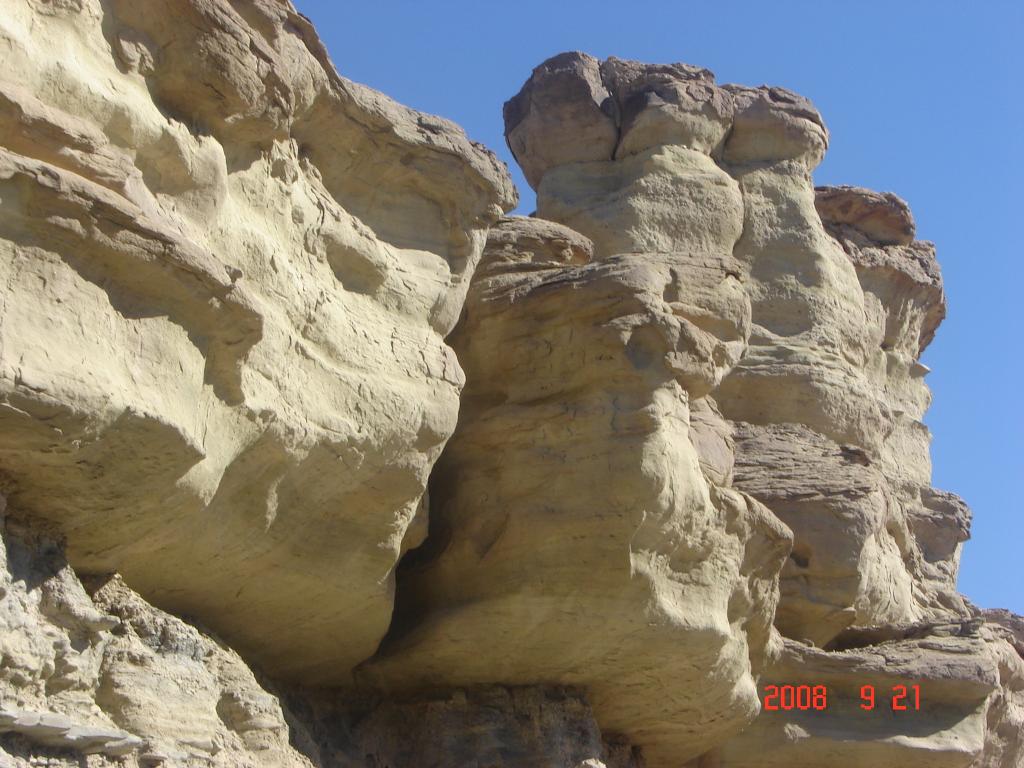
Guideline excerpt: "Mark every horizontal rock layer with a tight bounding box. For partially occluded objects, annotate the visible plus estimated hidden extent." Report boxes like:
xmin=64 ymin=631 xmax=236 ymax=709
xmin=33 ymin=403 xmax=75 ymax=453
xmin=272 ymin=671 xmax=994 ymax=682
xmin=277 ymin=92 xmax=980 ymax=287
xmin=1 ymin=498 xmax=654 ymax=768
xmin=705 ymin=626 xmax=1023 ymax=768
xmin=504 ymin=52 xmax=971 ymax=648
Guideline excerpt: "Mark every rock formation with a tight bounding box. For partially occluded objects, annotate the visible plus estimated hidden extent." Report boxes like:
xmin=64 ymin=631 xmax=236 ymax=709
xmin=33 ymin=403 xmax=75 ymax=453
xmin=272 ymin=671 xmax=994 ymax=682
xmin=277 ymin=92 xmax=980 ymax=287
xmin=364 ymin=216 xmax=792 ymax=766
xmin=705 ymin=624 xmax=1023 ymax=768
xmin=0 ymin=0 xmax=514 ymax=685
xmin=370 ymin=51 xmax=1024 ymax=765
xmin=0 ymin=5 xmax=1020 ymax=768
xmin=0 ymin=498 xmax=314 ymax=766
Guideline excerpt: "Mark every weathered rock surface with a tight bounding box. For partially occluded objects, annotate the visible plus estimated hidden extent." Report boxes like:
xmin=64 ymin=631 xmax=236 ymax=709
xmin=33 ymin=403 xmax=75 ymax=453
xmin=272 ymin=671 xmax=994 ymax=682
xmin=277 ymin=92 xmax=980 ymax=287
xmin=455 ymin=52 xmax=1019 ymax=768
xmin=0 ymin=0 xmax=514 ymax=685
xmin=718 ymin=151 xmax=963 ymax=647
xmin=503 ymin=52 xmax=971 ymax=647
xmin=288 ymin=686 xmax=644 ymax=768
xmin=0 ymin=8 xmax=1020 ymax=768
xmin=815 ymin=184 xmax=916 ymax=246
xmin=363 ymin=215 xmax=792 ymax=767
xmin=703 ymin=624 xmax=1023 ymax=768
xmin=1 ymin=503 xmax=650 ymax=767
xmin=0 ymin=500 xmax=313 ymax=767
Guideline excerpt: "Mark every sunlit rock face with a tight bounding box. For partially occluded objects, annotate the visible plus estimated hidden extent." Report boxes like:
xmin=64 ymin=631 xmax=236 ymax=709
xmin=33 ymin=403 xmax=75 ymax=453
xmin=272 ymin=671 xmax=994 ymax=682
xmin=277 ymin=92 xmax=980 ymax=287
xmin=712 ymin=109 xmax=962 ymax=646
xmin=0 ymin=0 xmax=515 ymax=683
xmin=364 ymin=215 xmax=793 ymax=768
xmin=2 ymin=11 xmax=1022 ymax=767
xmin=359 ymin=51 xmax=1020 ymax=768
xmin=813 ymin=185 xmax=970 ymax=624
xmin=501 ymin=52 xmax=970 ymax=650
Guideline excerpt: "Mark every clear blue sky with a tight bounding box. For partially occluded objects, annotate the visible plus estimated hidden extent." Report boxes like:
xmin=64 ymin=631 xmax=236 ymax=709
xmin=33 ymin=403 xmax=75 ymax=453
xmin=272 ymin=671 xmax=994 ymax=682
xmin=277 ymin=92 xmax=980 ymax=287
xmin=294 ymin=0 xmax=1023 ymax=613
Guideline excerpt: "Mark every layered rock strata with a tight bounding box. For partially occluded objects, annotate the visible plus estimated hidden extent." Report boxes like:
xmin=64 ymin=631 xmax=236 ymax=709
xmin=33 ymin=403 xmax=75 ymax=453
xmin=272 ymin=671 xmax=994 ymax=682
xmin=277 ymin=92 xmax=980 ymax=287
xmin=500 ymin=51 xmax=971 ymax=648
xmin=361 ymin=51 xmax=1021 ymax=768
xmin=286 ymin=685 xmax=645 ymax=768
xmin=0 ymin=500 xmax=314 ymax=767
xmin=704 ymin=624 xmax=1024 ymax=768
xmin=0 ymin=0 xmax=514 ymax=684
xmin=0 ymin=5 xmax=1020 ymax=767
xmin=2 ymin=496 xmax=651 ymax=768
xmin=364 ymin=216 xmax=793 ymax=767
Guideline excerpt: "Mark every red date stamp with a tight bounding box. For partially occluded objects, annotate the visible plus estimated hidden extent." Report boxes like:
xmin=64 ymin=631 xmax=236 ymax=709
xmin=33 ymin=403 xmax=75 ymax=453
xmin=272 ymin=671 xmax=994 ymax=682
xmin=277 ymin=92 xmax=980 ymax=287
xmin=762 ymin=684 xmax=922 ymax=711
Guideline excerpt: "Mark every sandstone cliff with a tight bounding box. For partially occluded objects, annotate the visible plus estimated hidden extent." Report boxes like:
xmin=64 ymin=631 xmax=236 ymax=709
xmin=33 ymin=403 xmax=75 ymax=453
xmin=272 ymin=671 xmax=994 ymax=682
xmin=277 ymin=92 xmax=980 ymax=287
xmin=0 ymin=4 xmax=1020 ymax=768
xmin=0 ymin=0 xmax=513 ymax=686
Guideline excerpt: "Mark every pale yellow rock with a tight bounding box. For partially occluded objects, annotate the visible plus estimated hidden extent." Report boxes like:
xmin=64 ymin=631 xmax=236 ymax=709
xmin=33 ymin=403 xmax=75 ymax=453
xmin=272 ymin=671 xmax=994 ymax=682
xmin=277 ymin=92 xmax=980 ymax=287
xmin=690 ymin=396 xmax=735 ymax=487
xmin=0 ymin=19 xmax=1019 ymax=768
xmin=456 ymin=51 xmax=1017 ymax=767
xmin=537 ymin=144 xmax=745 ymax=260
xmin=0 ymin=0 xmax=514 ymax=684
xmin=730 ymin=422 xmax=911 ymax=644
xmin=977 ymin=610 xmax=1024 ymax=768
xmin=363 ymin=217 xmax=793 ymax=768
xmin=817 ymin=185 xmax=968 ymax=621
xmin=508 ymin=52 xmax=970 ymax=650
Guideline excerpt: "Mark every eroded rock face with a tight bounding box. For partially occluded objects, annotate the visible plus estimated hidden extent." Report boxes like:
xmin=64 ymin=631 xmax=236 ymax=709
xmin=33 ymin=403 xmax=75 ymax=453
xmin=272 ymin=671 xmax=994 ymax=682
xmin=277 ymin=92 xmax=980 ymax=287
xmin=0 ymin=501 xmax=314 ymax=767
xmin=502 ymin=53 xmax=970 ymax=650
xmin=360 ymin=51 xmax=1020 ymax=768
xmin=0 ymin=0 xmax=514 ymax=684
xmin=0 ymin=502 xmax=649 ymax=768
xmin=1 ymin=14 xmax=1020 ymax=768
xmin=814 ymin=185 xmax=967 ymax=624
xmin=705 ymin=626 xmax=1023 ymax=768
xmin=715 ymin=130 xmax=957 ymax=647
xmin=362 ymin=213 xmax=793 ymax=766
xmin=289 ymin=686 xmax=644 ymax=768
